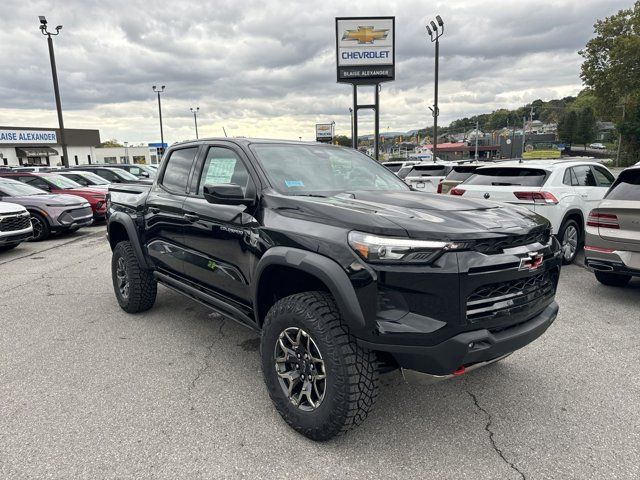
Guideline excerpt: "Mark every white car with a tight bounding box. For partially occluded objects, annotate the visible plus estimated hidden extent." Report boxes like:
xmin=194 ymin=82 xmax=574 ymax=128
xmin=589 ymin=143 xmax=606 ymax=150
xmin=381 ymin=160 xmax=420 ymax=175
xmin=450 ymin=160 xmax=615 ymax=264
xmin=0 ymin=201 xmax=33 ymax=250
xmin=400 ymin=163 xmax=456 ymax=193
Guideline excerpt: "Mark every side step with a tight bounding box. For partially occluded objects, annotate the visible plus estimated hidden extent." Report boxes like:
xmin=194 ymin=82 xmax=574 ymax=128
xmin=153 ymin=271 xmax=258 ymax=331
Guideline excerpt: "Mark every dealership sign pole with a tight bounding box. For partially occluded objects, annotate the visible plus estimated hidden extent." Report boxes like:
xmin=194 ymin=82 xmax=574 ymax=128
xmin=336 ymin=17 xmax=395 ymax=161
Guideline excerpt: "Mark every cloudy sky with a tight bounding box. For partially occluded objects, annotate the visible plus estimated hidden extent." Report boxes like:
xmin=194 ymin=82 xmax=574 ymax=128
xmin=0 ymin=0 xmax=631 ymax=144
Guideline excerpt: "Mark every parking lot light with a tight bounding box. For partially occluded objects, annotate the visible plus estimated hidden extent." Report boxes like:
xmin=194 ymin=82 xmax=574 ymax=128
xmin=426 ymin=15 xmax=444 ymax=161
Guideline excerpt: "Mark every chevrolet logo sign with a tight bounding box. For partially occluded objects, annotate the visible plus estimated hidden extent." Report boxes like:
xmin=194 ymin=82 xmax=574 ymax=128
xmin=342 ymin=26 xmax=389 ymax=44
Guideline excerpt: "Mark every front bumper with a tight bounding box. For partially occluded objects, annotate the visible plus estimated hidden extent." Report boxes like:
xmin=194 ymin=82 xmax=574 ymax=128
xmin=0 ymin=226 xmax=33 ymax=245
xmin=53 ymin=206 xmax=94 ymax=230
xmin=361 ymin=301 xmax=558 ymax=376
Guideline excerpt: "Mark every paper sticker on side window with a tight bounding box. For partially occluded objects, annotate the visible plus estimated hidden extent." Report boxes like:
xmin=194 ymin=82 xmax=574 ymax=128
xmin=285 ymin=180 xmax=304 ymax=187
xmin=205 ymin=158 xmax=236 ymax=184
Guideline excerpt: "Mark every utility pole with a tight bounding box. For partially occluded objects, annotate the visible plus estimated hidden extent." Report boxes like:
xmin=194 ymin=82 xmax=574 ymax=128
xmin=426 ymin=15 xmax=444 ymax=161
xmin=190 ymin=107 xmax=199 ymax=139
xmin=522 ymin=115 xmax=527 ymax=157
xmin=152 ymin=85 xmax=165 ymax=148
xmin=349 ymin=108 xmax=354 ymax=148
xmin=39 ymin=16 xmax=68 ymax=167
xmin=474 ymin=120 xmax=479 ymax=160
xmin=616 ymin=98 xmax=626 ymax=167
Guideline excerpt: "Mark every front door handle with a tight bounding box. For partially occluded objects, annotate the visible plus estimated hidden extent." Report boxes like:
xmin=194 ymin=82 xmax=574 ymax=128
xmin=148 ymin=207 xmax=160 ymax=214
xmin=184 ymin=213 xmax=200 ymax=222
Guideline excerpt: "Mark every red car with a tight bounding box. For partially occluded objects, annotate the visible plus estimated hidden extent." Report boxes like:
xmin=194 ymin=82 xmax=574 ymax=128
xmin=0 ymin=172 xmax=107 ymax=220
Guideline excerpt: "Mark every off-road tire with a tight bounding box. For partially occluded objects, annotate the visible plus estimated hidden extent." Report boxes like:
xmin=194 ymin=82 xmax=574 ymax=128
xmin=112 ymin=241 xmax=157 ymax=313
xmin=558 ymin=218 xmax=581 ymax=265
xmin=261 ymin=291 xmax=379 ymax=441
xmin=594 ymin=271 xmax=631 ymax=287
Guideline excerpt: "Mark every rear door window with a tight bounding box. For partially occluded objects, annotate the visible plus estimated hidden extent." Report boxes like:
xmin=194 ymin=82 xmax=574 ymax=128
xmin=464 ymin=168 xmax=548 ymax=186
xmin=570 ymin=166 xmax=597 ymax=187
xmin=606 ymin=169 xmax=640 ymax=200
xmin=592 ymin=166 xmax=614 ymax=187
xmin=161 ymin=147 xmax=198 ymax=193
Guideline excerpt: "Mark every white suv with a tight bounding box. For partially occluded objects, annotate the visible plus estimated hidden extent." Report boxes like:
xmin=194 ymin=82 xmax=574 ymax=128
xmin=450 ymin=160 xmax=615 ymax=264
xmin=0 ymin=201 xmax=33 ymax=250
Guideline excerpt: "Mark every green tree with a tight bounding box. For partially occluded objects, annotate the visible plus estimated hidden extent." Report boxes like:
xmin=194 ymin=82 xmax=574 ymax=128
xmin=576 ymin=107 xmax=597 ymax=148
xmin=580 ymin=1 xmax=640 ymax=164
xmin=99 ymin=139 xmax=123 ymax=147
xmin=333 ymin=135 xmax=351 ymax=147
xmin=557 ymin=110 xmax=579 ymax=144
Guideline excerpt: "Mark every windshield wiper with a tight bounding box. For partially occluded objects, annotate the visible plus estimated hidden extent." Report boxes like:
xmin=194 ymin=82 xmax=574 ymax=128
xmin=292 ymin=193 xmax=328 ymax=198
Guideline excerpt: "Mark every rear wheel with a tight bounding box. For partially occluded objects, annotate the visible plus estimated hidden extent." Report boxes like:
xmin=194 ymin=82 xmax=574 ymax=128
xmin=111 ymin=241 xmax=157 ymax=313
xmin=559 ymin=219 xmax=580 ymax=264
xmin=30 ymin=212 xmax=50 ymax=241
xmin=594 ymin=271 xmax=631 ymax=287
xmin=261 ymin=291 xmax=379 ymax=441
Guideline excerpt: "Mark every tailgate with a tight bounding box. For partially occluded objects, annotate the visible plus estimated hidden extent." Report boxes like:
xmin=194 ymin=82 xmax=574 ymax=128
xmin=456 ymin=185 xmax=541 ymax=205
xmin=597 ymin=201 xmax=640 ymax=247
xmin=407 ymin=176 xmax=442 ymax=193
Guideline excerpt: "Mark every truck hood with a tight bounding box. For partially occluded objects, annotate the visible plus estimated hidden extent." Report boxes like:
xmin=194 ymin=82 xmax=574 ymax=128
xmin=266 ymin=190 xmax=548 ymax=240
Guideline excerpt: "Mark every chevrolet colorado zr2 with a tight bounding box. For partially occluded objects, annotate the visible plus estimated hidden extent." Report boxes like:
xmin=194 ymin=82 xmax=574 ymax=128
xmin=106 ymin=139 xmax=562 ymax=441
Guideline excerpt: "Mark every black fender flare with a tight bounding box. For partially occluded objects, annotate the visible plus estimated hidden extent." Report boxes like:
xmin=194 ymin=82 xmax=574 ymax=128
xmin=25 ymin=207 xmax=51 ymax=226
xmin=253 ymin=247 xmax=366 ymax=328
xmin=107 ymin=212 xmax=150 ymax=269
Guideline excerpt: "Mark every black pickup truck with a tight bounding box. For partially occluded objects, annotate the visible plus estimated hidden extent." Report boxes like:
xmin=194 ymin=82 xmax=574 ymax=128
xmin=106 ymin=138 xmax=562 ymax=441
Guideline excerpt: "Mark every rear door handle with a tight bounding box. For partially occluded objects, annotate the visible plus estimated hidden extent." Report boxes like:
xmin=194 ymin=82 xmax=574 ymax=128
xmin=148 ymin=207 xmax=160 ymax=214
xmin=184 ymin=213 xmax=200 ymax=222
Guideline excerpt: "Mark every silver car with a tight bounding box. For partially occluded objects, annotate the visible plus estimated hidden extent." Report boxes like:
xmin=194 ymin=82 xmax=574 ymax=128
xmin=585 ymin=166 xmax=640 ymax=286
xmin=0 ymin=177 xmax=93 ymax=241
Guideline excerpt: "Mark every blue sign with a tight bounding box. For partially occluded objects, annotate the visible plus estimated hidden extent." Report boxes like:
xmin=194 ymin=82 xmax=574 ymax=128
xmin=148 ymin=142 xmax=168 ymax=148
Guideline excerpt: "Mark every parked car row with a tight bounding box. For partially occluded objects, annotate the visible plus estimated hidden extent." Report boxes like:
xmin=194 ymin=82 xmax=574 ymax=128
xmin=383 ymin=158 xmax=638 ymax=287
xmin=0 ymin=201 xmax=33 ymax=250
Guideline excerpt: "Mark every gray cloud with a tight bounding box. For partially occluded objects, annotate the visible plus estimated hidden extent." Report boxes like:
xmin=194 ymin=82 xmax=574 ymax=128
xmin=0 ymin=0 xmax=631 ymax=142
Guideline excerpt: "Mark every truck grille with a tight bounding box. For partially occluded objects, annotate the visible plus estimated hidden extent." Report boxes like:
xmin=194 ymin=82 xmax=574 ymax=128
xmin=473 ymin=228 xmax=550 ymax=255
xmin=466 ymin=270 xmax=556 ymax=321
xmin=0 ymin=212 xmax=31 ymax=233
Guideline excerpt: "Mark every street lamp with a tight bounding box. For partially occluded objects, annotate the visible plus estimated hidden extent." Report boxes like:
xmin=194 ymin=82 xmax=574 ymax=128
xmin=124 ymin=141 xmax=129 ymax=164
xmin=190 ymin=107 xmax=199 ymax=139
xmin=39 ymin=16 xmax=69 ymax=167
xmin=152 ymin=85 xmax=166 ymax=149
xmin=349 ymin=108 xmax=354 ymax=148
xmin=426 ymin=15 xmax=444 ymax=161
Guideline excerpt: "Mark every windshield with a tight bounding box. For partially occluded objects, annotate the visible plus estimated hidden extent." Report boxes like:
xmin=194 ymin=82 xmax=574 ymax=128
xmin=42 ymin=174 xmax=82 ymax=189
xmin=445 ymin=166 xmax=480 ymax=181
xmin=383 ymin=163 xmax=403 ymax=173
xmin=406 ymin=165 xmax=451 ymax=178
xmin=75 ymin=171 xmax=110 ymax=185
xmin=0 ymin=178 xmax=47 ymax=196
xmin=251 ymin=144 xmax=410 ymax=195
xmin=464 ymin=167 xmax=548 ymax=187
xmin=606 ymin=169 xmax=640 ymax=200
xmin=111 ymin=169 xmax=139 ymax=181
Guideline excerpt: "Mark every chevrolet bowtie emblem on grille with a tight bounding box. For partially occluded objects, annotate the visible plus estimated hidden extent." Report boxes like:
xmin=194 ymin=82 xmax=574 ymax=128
xmin=342 ymin=26 xmax=389 ymax=44
xmin=519 ymin=252 xmax=544 ymax=271
xmin=483 ymin=192 xmax=490 ymax=199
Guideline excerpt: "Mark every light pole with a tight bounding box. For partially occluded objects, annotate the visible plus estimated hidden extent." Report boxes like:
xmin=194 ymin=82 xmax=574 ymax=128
xmin=124 ymin=141 xmax=129 ymax=164
xmin=190 ymin=107 xmax=199 ymax=139
xmin=349 ymin=108 xmax=354 ymax=148
xmin=39 ymin=16 xmax=68 ymax=167
xmin=152 ymin=85 xmax=165 ymax=148
xmin=426 ymin=15 xmax=444 ymax=162
xmin=474 ymin=121 xmax=479 ymax=160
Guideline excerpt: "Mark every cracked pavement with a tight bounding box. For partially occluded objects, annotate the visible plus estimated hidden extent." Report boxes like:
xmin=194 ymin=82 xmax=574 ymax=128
xmin=1 ymin=226 xmax=639 ymax=479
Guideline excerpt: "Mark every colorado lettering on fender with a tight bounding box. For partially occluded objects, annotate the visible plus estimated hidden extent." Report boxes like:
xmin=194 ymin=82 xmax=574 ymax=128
xmin=341 ymin=50 xmax=390 ymax=60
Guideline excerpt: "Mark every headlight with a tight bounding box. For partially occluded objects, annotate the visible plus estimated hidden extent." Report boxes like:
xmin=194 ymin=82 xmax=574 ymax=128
xmin=348 ymin=231 xmax=468 ymax=264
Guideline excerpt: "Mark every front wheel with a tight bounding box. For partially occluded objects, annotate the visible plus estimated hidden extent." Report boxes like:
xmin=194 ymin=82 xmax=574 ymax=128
xmin=30 ymin=212 xmax=50 ymax=241
xmin=261 ymin=291 xmax=379 ymax=441
xmin=111 ymin=241 xmax=157 ymax=313
xmin=595 ymin=271 xmax=631 ymax=287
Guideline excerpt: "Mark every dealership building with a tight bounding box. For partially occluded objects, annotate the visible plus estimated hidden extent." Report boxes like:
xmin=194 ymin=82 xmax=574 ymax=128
xmin=0 ymin=126 xmax=164 ymax=167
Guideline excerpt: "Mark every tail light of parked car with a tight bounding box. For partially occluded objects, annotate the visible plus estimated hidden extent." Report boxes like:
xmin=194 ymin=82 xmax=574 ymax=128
xmin=513 ymin=191 xmax=559 ymax=204
xmin=450 ymin=188 xmax=465 ymax=196
xmin=587 ymin=211 xmax=619 ymax=229
xmin=436 ymin=180 xmax=443 ymax=194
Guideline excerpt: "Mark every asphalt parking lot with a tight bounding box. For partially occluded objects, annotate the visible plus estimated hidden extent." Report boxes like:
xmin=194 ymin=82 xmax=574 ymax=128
xmin=1 ymin=225 xmax=639 ymax=479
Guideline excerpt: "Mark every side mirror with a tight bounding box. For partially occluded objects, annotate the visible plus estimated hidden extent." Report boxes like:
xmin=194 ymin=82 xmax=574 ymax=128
xmin=203 ymin=184 xmax=253 ymax=206
xmin=140 ymin=171 xmax=150 ymax=178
